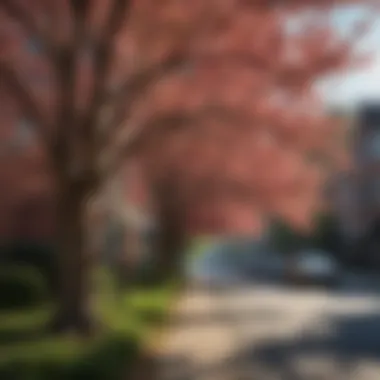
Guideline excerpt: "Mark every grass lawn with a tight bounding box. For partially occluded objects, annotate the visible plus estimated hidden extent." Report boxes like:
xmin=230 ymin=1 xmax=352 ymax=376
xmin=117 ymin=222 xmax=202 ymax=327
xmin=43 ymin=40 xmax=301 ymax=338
xmin=0 ymin=270 xmax=177 ymax=380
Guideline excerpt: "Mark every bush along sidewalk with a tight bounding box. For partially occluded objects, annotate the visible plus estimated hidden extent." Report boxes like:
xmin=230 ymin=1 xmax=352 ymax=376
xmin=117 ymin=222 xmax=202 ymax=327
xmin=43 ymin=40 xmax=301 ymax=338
xmin=0 ymin=265 xmax=177 ymax=380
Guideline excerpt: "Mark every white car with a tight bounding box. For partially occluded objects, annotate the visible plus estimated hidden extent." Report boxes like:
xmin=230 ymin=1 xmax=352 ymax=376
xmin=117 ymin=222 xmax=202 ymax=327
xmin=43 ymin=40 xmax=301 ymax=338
xmin=286 ymin=249 xmax=340 ymax=287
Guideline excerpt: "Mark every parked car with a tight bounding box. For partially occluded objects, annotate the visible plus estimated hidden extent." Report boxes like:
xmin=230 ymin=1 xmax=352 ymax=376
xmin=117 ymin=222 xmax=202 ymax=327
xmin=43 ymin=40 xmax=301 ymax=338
xmin=187 ymin=244 xmax=244 ymax=289
xmin=285 ymin=249 xmax=340 ymax=287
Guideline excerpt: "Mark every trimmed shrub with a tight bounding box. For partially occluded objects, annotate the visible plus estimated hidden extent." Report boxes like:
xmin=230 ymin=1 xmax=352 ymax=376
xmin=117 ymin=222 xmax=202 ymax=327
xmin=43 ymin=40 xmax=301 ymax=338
xmin=1 ymin=243 xmax=58 ymax=295
xmin=270 ymin=213 xmax=342 ymax=258
xmin=0 ymin=266 xmax=48 ymax=310
xmin=0 ymin=335 xmax=139 ymax=380
xmin=310 ymin=213 xmax=341 ymax=256
xmin=0 ymin=271 xmax=176 ymax=380
xmin=270 ymin=220 xmax=310 ymax=255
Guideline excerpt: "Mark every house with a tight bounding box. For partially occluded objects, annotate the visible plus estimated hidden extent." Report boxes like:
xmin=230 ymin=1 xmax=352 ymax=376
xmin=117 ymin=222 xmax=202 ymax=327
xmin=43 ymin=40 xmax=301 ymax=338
xmin=330 ymin=103 xmax=380 ymax=267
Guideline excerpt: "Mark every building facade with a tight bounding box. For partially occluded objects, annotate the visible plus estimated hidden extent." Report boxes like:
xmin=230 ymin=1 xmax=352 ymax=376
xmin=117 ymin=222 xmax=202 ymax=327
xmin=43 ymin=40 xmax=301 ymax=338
xmin=332 ymin=103 xmax=380 ymax=266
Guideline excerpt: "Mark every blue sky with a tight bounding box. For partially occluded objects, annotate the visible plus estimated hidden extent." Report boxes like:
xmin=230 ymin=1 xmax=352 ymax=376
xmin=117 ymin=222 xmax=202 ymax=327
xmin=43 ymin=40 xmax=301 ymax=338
xmin=325 ymin=6 xmax=380 ymax=107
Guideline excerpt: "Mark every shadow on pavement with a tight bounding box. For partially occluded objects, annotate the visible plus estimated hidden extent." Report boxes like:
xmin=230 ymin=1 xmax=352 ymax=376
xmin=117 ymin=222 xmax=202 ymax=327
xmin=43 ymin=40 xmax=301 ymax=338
xmin=158 ymin=310 xmax=380 ymax=380
xmin=228 ymin=311 xmax=380 ymax=380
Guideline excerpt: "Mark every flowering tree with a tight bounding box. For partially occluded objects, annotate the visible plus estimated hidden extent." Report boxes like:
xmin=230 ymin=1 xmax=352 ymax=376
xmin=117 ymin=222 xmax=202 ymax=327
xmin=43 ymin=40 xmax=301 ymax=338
xmin=0 ymin=0 xmax=374 ymax=334
xmin=134 ymin=2 xmax=373 ymax=277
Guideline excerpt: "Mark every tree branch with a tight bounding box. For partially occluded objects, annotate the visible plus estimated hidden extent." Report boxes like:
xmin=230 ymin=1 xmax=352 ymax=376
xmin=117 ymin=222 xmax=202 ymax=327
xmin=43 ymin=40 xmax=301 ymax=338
xmin=1 ymin=0 xmax=40 ymax=36
xmin=51 ymin=1 xmax=92 ymax=175
xmin=98 ymin=105 xmax=252 ymax=179
xmin=98 ymin=52 xmax=186 ymax=139
xmin=82 ymin=0 xmax=131 ymax=138
xmin=98 ymin=112 xmax=192 ymax=180
xmin=0 ymin=61 xmax=51 ymax=145
xmin=0 ymin=0 xmax=56 ymax=59
xmin=98 ymin=47 xmax=275 ymax=147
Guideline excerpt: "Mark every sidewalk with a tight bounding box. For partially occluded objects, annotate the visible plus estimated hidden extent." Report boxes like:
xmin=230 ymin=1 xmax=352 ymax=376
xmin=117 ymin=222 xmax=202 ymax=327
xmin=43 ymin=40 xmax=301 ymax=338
xmin=153 ymin=286 xmax=240 ymax=380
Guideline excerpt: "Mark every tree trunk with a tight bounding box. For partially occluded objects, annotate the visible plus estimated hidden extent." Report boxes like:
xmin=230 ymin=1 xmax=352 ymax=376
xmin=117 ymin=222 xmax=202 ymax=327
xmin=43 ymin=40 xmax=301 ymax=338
xmin=155 ymin=214 xmax=187 ymax=283
xmin=152 ymin=177 xmax=187 ymax=283
xmin=50 ymin=182 xmax=96 ymax=336
xmin=115 ymin=226 xmax=142 ymax=288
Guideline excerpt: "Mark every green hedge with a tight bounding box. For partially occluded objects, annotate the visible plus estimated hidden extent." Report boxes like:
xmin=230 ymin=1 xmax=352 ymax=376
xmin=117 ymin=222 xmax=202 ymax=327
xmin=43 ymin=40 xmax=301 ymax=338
xmin=0 ymin=272 xmax=176 ymax=380
xmin=270 ymin=213 xmax=341 ymax=256
xmin=0 ymin=334 xmax=139 ymax=380
xmin=270 ymin=220 xmax=310 ymax=254
xmin=1 ymin=243 xmax=58 ymax=295
xmin=0 ymin=266 xmax=48 ymax=310
xmin=310 ymin=213 xmax=341 ymax=254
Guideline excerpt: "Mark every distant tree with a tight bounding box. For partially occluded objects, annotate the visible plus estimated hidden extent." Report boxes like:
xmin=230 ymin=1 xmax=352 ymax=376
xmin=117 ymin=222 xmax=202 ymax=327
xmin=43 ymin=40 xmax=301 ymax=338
xmin=270 ymin=219 xmax=310 ymax=256
xmin=134 ymin=1 xmax=373 ymax=278
xmin=310 ymin=212 xmax=341 ymax=254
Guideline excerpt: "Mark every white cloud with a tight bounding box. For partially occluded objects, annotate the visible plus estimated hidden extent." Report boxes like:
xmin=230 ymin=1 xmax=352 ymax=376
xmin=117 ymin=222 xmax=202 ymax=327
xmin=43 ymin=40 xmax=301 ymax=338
xmin=322 ymin=5 xmax=380 ymax=107
xmin=328 ymin=51 xmax=380 ymax=107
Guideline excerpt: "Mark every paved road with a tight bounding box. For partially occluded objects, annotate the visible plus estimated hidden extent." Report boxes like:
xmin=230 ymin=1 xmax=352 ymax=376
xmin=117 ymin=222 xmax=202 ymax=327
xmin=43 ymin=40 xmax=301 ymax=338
xmin=157 ymin=273 xmax=380 ymax=380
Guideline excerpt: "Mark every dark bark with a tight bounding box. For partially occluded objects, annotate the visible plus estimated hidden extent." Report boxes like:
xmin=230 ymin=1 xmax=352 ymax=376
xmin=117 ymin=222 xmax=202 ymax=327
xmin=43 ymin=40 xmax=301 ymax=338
xmin=154 ymin=224 xmax=187 ymax=283
xmin=152 ymin=177 xmax=187 ymax=283
xmin=114 ymin=227 xmax=142 ymax=288
xmin=50 ymin=181 xmax=97 ymax=336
